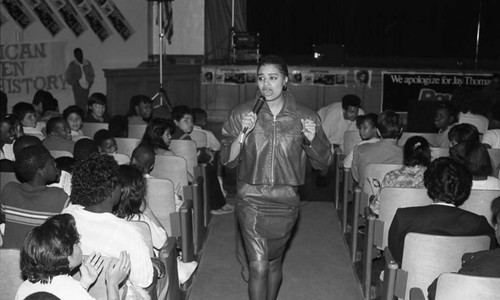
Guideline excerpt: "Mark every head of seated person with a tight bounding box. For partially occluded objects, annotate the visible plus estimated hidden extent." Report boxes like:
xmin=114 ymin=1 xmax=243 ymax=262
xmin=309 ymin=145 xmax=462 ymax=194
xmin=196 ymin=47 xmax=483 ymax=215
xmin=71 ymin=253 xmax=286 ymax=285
xmin=131 ymin=144 xmax=155 ymax=175
xmin=424 ymin=157 xmax=472 ymax=206
xmin=434 ymin=102 xmax=458 ymax=132
xmin=356 ymin=113 xmax=378 ymax=141
xmin=192 ymin=107 xmax=208 ymax=128
xmin=32 ymin=89 xmax=52 ymax=119
xmin=377 ymin=109 xmax=403 ymax=140
xmin=73 ymin=138 xmax=98 ymax=162
xmin=15 ymin=144 xmax=60 ymax=186
xmin=71 ymin=153 xmax=120 ymax=212
xmin=172 ymin=105 xmax=194 ymax=136
xmin=13 ymin=102 xmax=38 ymax=129
xmin=341 ymin=94 xmax=362 ymax=122
xmin=114 ymin=164 xmax=147 ymax=220
xmin=448 ymin=123 xmax=480 ymax=147
xmin=450 ymin=141 xmax=493 ymax=179
xmin=41 ymin=97 xmax=60 ymax=122
xmin=86 ymin=93 xmax=108 ymax=122
xmin=13 ymin=135 xmax=42 ymax=159
xmin=63 ymin=105 xmax=84 ymax=135
xmin=93 ymin=129 xmax=117 ymax=154
xmin=46 ymin=117 xmax=72 ymax=141
xmin=1 ymin=114 xmax=23 ymax=148
xmin=24 ymin=292 xmax=61 ymax=300
xmin=55 ymin=156 xmax=76 ymax=174
xmin=109 ymin=115 xmax=128 ymax=138
xmin=128 ymin=95 xmax=153 ymax=124
xmin=403 ymin=136 xmax=431 ymax=168
xmin=141 ymin=118 xmax=175 ymax=153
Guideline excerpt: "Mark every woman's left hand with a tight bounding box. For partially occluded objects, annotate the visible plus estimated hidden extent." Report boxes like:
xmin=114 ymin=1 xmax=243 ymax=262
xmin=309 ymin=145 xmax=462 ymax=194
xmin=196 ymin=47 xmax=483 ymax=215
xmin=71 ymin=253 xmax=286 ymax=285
xmin=80 ymin=252 xmax=104 ymax=289
xmin=301 ymin=118 xmax=316 ymax=142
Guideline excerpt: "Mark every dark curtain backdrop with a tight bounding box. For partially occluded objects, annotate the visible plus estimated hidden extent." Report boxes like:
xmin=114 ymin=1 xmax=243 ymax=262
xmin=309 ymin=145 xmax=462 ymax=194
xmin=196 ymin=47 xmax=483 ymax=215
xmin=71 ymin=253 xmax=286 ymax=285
xmin=244 ymin=0 xmax=499 ymax=61
xmin=205 ymin=0 xmax=247 ymax=63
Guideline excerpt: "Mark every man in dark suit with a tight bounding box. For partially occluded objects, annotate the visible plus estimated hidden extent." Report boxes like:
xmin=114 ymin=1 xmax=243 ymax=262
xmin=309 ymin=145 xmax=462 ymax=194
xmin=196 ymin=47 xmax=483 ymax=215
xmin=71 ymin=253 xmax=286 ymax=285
xmin=388 ymin=157 xmax=497 ymax=265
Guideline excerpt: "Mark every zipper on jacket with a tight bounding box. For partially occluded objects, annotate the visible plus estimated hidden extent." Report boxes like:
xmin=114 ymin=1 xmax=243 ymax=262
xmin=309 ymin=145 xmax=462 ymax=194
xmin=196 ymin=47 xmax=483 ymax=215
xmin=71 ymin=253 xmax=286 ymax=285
xmin=271 ymin=115 xmax=276 ymax=185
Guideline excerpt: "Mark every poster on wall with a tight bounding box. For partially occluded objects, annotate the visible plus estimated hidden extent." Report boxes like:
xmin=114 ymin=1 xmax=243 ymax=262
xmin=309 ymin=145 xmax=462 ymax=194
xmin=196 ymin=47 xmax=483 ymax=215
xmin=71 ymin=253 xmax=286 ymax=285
xmin=93 ymin=0 xmax=134 ymax=40
xmin=72 ymin=0 xmax=111 ymax=41
xmin=48 ymin=0 xmax=87 ymax=37
xmin=0 ymin=41 xmax=71 ymax=104
xmin=25 ymin=0 xmax=64 ymax=36
xmin=1 ymin=0 xmax=35 ymax=29
xmin=353 ymin=69 xmax=372 ymax=89
xmin=382 ymin=71 xmax=493 ymax=112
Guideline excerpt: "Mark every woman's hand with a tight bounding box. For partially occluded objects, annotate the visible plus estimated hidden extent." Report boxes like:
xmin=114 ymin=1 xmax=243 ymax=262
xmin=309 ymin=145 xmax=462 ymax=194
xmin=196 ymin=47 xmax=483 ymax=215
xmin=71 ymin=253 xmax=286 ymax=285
xmin=105 ymin=251 xmax=130 ymax=286
xmin=241 ymin=112 xmax=257 ymax=135
xmin=301 ymin=118 xmax=317 ymax=142
xmin=80 ymin=252 xmax=104 ymax=290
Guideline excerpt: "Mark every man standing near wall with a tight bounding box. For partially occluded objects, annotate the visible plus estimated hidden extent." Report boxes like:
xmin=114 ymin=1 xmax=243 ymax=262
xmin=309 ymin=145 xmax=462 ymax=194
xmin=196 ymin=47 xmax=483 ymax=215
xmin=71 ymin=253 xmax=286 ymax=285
xmin=65 ymin=48 xmax=95 ymax=111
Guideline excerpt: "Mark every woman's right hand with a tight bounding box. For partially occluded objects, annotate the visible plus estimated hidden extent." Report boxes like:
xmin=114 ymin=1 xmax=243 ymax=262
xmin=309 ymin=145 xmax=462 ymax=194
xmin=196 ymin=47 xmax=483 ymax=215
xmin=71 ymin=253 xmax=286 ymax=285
xmin=105 ymin=251 xmax=131 ymax=286
xmin=241 ymin=112 xmax=257 ymax=134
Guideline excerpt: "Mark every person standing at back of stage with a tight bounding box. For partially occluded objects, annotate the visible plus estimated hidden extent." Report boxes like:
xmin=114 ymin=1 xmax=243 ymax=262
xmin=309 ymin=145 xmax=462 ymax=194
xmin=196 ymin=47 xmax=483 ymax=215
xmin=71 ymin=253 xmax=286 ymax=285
xmin=65 ymin=48 xmax=95 ymax=111
xmin=221 ymin=55 xmax=332 ymax=300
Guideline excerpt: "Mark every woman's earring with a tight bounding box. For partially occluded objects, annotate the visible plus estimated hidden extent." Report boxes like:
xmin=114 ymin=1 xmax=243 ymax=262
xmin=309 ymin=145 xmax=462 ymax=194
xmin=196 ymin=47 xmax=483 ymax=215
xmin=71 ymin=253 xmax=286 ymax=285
xmin=283 ymin=84 xmax=288 ymax=91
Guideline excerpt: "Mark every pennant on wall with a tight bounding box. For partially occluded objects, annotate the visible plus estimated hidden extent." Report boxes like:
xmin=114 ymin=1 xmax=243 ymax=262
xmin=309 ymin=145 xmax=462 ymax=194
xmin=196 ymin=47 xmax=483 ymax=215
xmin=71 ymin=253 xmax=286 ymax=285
xmin=93 ymin=0 xmax=134 ymax=41
xmin=25 ymin=0 xmax=64 ymax=36
xmin=48 ymin=0 xmax=87 ymax=37
xmin=71 ymin=0 xmax=111 ymax=41
xmin=157 ymin=0 xmax=173 ymax=44
xmin=1 ymin=0 xmax=35 ymax=29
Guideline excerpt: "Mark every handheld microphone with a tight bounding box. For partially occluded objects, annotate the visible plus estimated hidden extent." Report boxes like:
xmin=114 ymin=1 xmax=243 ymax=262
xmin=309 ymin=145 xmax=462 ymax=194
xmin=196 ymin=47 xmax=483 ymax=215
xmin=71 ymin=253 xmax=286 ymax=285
xmin=242 ymin=95 xmax=266 ymax=134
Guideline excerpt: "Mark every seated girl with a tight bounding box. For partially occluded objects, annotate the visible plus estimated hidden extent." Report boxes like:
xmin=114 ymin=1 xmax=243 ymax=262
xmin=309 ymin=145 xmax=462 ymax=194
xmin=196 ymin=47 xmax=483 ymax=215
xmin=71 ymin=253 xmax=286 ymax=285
xmin=370 ymin=136 xmax=431 ymax=215
xmin=63 ymin=105 xmax=85 ymax=140
xmin=140 ymin=118 xmax=176 ymax=156
xmin=343 ymin=113 xmax=379 ymax=168
xmin=12 ymin=102 xmax=45 ymax=141
xmin=16 ymin=213 xmax=130 ymax=300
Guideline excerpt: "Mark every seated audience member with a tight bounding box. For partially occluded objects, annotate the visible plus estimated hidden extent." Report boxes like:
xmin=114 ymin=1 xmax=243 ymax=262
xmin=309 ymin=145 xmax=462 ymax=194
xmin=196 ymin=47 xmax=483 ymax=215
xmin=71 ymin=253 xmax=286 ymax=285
xmin=32 ymin=89 xmax=51 ymax=121
xmin=73 ymin=138 xmax=99 ymax=163
xmin=1 ymin=135 xmax=44 ymax=173
xmin=55 ymin=156 xmax=76 ymax=174
xmin=388 ymin=157 xmax=496 ymax=265
xmin=427 ymin=196 xmax=500 ymax=300
xmin=63 ymin=105 xmax=85 ymax=139
xmin=109 ymin=115 xmax=129 ymax=138
xmin=453 ymin=88 xmax=490 ymax=135
xmin=62 ymin=153 xmax=159 ymax=290
xmin=434 ymin=102 xmax=458 ymax=148
xmin=84 ymin=93 xmax=110 ymax=123
xmin=343 ymin=113 xmax=380 ymax=168
xmin=93 ymin=129 xmax=118 ymax=154
xmin=13 ymin=102 xmax=45 ymax=140
xmin=42 ymin=117 xmax=75 ymax=154
xmin=128 ymin=95 xmax=153 ymax=125
xmin=192 ymin=107 xmax=221 ymax=151
xmin=351 ymin=110 xmax=404 ymax=186
xmin=448 ymin=123 xmax=481 ymax=147
xmin=0 ymin=145 xmax=68 ymax=249
xmin=16 ymin=214 xmax=130 ymax=300
xmin=130 ymin=144 xmax=156 ymax=175
xmin=370 ymin=136 xmax=431 ymax=215
xmin=140 ymin=118 xmax=176 ymax=156
xmin=0 ymin=114 xmax=23 ymax=161
xmin=171 ymin=105 xmax=194 ymax=140
xmin=450 ymin=141 xmax=500 ymax=189
xmin=40 ymin=96 xmax=61 ymax=123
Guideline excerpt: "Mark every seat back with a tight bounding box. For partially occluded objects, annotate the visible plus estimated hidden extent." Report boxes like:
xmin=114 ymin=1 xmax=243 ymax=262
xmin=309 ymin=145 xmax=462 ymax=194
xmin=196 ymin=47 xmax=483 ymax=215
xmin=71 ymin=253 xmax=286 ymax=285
xmin=398 ymin=132 xmax=438 ymax=147
xmin=71 ymin=135 xmax=91 ymax=142
xmin=189 ymin=130 xmax=208 ymax=148
xmin=81 ymin=122 xmax=109 ymax=138
xmin=434 ymin=272 xmax=500 ymax=300
xmin=115 ymin=138 xmax=141 ymax=157
xmin=401 ymin=233 xmax=490 ymax=300
xmin=375 ymin=188 xmax=433 ymax=250
xmin=0 ymin=248 xmax=23 ymax=300
xmin=430 ymin=147 xmax=449 ymax=160
xmin=363 ymin=163 xmax=403 ymax=197
xmin=129 ymin=221 xmax=154 ymax=257
xmin=460 ymin=189 xmax=500 ymax=227
xmin=109 ymin=153 xmax=130 ymax=165
xmin=343 ymin=130 xmax=361 ymax=155
xmin=151 ymin=155 xmax=189 ymax=199
xmin=128 ymin=124 xmax=147 ymax=139
xmin=169 ymin=140 xmax=198 ymax=178
xmin=487 ymin=148 xmax=500 ymax=177
xmin=49 ymin=150 xmax=74 ymax=158
xmin=146 ymin=177 xmax=177 ymax=236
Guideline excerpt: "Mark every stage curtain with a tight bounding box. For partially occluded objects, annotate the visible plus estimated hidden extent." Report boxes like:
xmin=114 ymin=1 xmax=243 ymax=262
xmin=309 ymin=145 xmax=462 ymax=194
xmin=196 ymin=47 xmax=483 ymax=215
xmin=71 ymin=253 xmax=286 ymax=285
xmin=205 ymin=0 xmax=247 ymax=63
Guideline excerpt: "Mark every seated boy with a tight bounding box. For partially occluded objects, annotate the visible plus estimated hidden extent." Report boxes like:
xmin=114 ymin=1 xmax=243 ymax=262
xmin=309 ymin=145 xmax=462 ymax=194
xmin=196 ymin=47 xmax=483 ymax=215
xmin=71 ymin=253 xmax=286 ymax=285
xmin=63 ymin=153 xmax=159 ymax=290
xmin=343 ymin=113 xmax=379 ymax=168
xmin=0 ymin=144 xmax=68 ymax=248
xmin=42 ymin=117 xmax=75 ymax=154
xmin=93 ymin=129 xmax=118 ymax=154
xmin=12 ymin=102 xmax=45 ymax=140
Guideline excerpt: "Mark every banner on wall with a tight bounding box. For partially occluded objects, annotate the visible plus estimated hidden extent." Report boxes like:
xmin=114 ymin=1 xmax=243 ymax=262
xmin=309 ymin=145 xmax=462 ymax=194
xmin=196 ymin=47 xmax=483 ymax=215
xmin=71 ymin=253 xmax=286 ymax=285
xmin=25 ymin=0 xmax=64 ymax=36
xmin=0 ymin=41 xmax=69 ymax=99
xmin=0 ymin=10 xmax=8 ymax=26
xmin=48 ymin=0 xmax=87 ymax=37
xmin=72 ymin=0 xmax=111 ymax=41
xmin=93 ymin=0 xmax=134 ymax=40
xmin=382 ymin=71 xmax=493 ymax=112
xmin=1 ymin=0 xmax=35 ymax=29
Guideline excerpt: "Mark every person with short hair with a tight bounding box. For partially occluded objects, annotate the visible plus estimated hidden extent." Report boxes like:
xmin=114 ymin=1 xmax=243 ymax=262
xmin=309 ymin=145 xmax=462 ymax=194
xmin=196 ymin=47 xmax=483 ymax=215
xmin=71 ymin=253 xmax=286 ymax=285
xmin=128 ymin=95 xmax=153 ymax=125
xmin=12 ymin=102 xmax=45 ymax=140
xmin=84 ymin=93 xmax=110 ymax=123
xmin=343 ymin=113 xmax=380 ymax=168
xmin=63 ymin=105 xmax=85 ymax=139
xmin=65 ymin=48 xmax=95 ymax=111
xmin=73 ymin=138 xmax=99 ymax=163
xmin=0 ymin=114 xmax=23 ymax=161
xmin=171 ymin=105 xmax=194 ymax=140
xmin=1 ymin=145 xmax=68 ymax=249
xmin=191 ymin=107 xmax=221 ymax=151
xmin=93 ymin=129 xmax=117 ymax=154
xmin=388 ymin=157 xmax=496 ymax=265
xmin=130 ymin=144 xmax=156 ymax=175
xmin=42 ymin=117 xmax=75 ymax=154
xmin=15 ymin=214 xmax=130 ymax=300
xmin=434 ymin=102 xmax=458 ymax=148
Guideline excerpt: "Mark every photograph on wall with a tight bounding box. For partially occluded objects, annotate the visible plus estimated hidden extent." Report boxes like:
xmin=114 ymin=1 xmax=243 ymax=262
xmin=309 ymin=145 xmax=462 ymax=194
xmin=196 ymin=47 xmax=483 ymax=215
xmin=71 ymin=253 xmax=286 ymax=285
xmin=290 ymin=70 xmax=302 ymax=84
xmin=245 ymin=72 xmax=256 ymax=83
xmin=334 ymin=72 xmax=347 ymax=86
xmin=72 ymin=0 xmax=111 ymax=41
xmin=25 ymin=0 xmax=64 ymax=36
xmin=93 ymin=0 xmax=134 ymax=40
xmin=1 ymin=0 xmax=35 ymax=29
xmin=353 ymin=69 xmax=372 ymax=88
xmin=224 ymin=72 xmax=245 ymax=84
xmin=202 ymin=71 xmax=214 ymax=83
xmin=303 ymin=74 xmax=314 ymax=85
xmin=48 ymin=0 xmax=86 ymax=37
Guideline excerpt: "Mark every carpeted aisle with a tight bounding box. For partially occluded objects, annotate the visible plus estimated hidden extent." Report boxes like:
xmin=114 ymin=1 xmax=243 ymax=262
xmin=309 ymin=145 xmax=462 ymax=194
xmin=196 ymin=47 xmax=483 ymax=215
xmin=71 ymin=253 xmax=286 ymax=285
xmin=187 ymin=202 xmax=363 ymax=300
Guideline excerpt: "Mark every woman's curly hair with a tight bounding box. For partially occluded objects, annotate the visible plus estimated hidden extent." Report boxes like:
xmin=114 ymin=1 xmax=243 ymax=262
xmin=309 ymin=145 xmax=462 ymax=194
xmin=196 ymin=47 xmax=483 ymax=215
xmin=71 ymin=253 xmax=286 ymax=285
xmin=70 ymin=153 xmax=120 ymax=206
